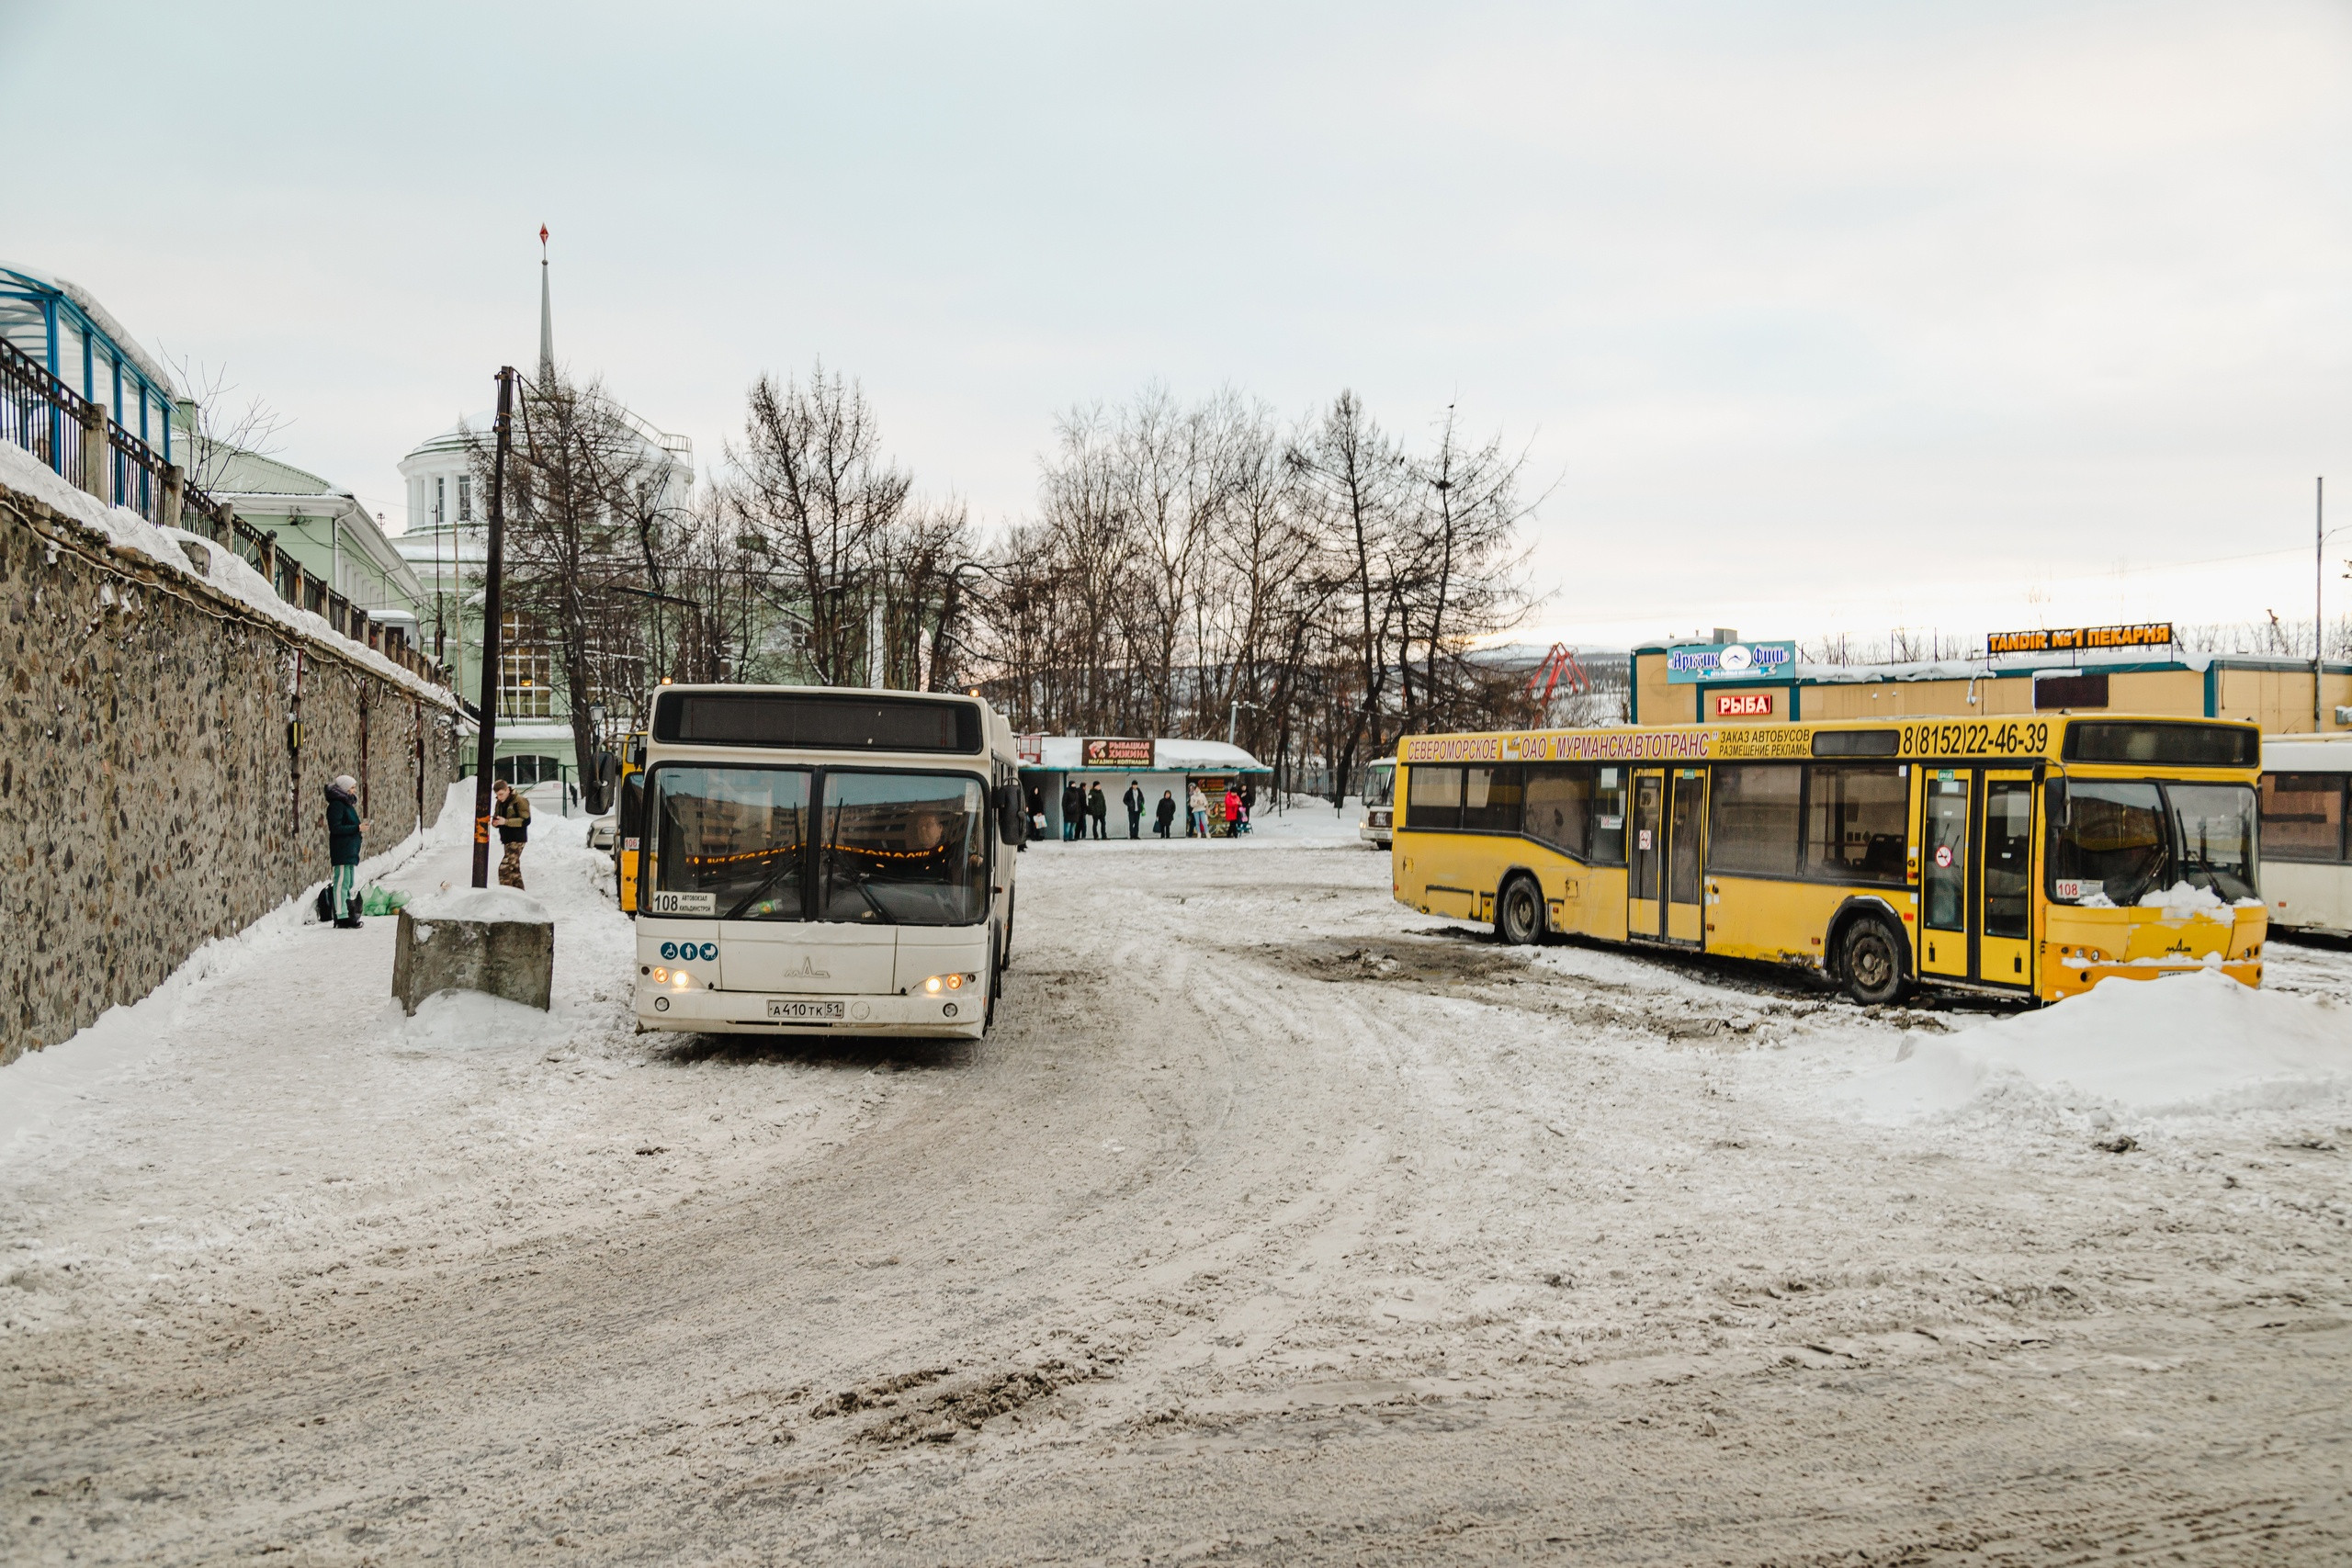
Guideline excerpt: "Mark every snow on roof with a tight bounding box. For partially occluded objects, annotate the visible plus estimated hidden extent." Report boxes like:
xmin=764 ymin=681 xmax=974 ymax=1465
xmin=0 ymin=263 xmax=183 ymax=399
xmin=0 ymin=440 xmax=458 ymax=710
xmin=1152 ymin=739 xmax=1271 ymax=773
xmin=199 ymin=442 xmax=345 ymax=499
xmin=1787 ymin=652 xmax=2218 ymax=683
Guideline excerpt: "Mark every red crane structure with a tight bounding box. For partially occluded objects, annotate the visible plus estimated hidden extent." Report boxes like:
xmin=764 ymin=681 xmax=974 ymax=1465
xmin=1526 ymin=643 xmax=1589 ymax=717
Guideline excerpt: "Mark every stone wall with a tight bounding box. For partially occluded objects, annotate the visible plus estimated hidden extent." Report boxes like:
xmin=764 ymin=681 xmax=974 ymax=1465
xmin=1 ymin=473 xmax=465 ymax=1065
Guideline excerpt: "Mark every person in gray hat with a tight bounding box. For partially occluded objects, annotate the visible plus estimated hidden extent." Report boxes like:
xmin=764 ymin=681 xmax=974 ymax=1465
xmin=324 ymin=773 xmax=368 ymax=929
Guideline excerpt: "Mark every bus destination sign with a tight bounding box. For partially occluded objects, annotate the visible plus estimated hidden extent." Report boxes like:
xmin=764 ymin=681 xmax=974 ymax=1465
xmin=1985 ymin=622 xmax=2172 ymax=656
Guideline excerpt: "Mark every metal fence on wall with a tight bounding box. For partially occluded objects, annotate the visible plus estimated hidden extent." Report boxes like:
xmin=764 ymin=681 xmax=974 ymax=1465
xmin=0 ymin=335 xmax=448 ymax=685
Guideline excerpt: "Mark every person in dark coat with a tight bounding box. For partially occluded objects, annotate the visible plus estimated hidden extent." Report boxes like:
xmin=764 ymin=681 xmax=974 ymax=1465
xmin=1123 ymin=780 xmax=1145 ymax=839
xmin=1061 ymin=781 xmax=1085 ymax=841
xmin=1154 ymin=789 xmax=1177 ymax=839
xmin=1086 ymin=782 xmax=1109 ymax=840
xmin=324 ymin=773 xmax=368 ymax=928
xmin=493 ymin=779 xmax=532 ymax=888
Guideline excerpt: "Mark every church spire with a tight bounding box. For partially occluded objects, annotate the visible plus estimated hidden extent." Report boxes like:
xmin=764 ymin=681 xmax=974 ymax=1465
xmin=537 ymin=224 xmax=554 ymax=385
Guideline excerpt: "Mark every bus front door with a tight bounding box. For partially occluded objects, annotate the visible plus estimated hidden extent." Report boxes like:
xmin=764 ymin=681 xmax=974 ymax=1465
xmin=1667 ymin=767 xmax=1706 ymax=945
xmin=1918 ymin=766 xmax=2037 ymax=991
xmin=1978 ymin=770 xmax=2036 ymax=990
xmin=1921 ymin=768 xmax=1971 ymax=980
xmin=1628 ymin=769 xmax=1665 ymax=938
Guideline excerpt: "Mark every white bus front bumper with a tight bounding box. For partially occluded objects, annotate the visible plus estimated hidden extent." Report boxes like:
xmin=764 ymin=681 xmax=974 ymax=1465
xmin=633 ymin=984 xmax=984 ymax=1037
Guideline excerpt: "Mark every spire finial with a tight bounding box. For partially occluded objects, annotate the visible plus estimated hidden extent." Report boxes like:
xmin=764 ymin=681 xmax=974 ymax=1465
xmin=537 ymin=225 xmax=554 ymax=384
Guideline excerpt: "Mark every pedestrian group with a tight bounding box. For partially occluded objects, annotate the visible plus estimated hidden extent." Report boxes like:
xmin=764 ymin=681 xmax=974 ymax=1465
xmin=1048 ymin=778 xmax=1251 ymax=841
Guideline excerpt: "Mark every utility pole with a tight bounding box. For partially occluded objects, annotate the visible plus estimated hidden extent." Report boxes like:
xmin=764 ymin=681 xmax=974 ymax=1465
xmin=2318 ymin=477 xmax=2327 ymax=733
xmin=470 ymin=367 xmax=514 ymax=887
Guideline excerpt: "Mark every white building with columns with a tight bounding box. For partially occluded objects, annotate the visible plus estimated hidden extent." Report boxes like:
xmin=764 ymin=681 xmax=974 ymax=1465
xmin=390 ymin=252 xmax=692 ymax=789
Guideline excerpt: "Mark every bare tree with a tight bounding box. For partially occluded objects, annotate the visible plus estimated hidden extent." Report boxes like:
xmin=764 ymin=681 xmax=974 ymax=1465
xmin=160 ymin=350 xmax=293 ymax=493
xmin=470 ymin=371 xmax=685 ymax=793
xmin=1288 ymin=390 xmax=1409 ymax=804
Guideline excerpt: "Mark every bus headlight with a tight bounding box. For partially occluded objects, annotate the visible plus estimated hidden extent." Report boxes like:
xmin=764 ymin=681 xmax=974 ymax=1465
xmin=671 ymin=969 xmax=693 ymax=989
xmin=922 ymin=973 xmax=976 ymax=995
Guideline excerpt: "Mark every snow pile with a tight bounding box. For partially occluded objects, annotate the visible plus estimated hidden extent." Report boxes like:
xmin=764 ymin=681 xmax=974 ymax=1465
xmin=0 ymin=440 xmax=458 ymax=708
xmin=0 ymin=800 xmax=461 ymax=1150
xmin=403 ymin=886 xmax=552 ymax=924
xmin=377 ymin=988 xmax=561 ymax=1055
xmin=1839 ymin=971 xmax=2352 ymax=1122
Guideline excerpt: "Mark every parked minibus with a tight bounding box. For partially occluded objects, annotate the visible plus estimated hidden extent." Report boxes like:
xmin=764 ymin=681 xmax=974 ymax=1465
xmin=1361 ymin=759 xmax=1396 ymax=849
xmin=631 ymin=685 xmax=1025 ymax=1039
xmin=2258 ymin=733 xmax=2352 ymax=939
xmin=1392 ymin=714 xmax=2266 ymax=1005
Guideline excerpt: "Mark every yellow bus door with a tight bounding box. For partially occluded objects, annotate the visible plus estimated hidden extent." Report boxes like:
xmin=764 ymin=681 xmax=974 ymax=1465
xmin=1628 ymin=769 xmax=1666 ymax=938
xmin=1666 ymin=767 xmax=1706 ymax=945
xmin=1921 ymin=768 xmax=1971 ymax=979
xmin=1978 ymin=771 xmax=2036 ymax=989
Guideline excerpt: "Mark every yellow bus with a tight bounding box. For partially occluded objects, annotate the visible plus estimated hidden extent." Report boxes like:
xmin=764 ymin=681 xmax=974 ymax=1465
xmin=1391 ymin=714 xmax=2266 ymax=1005
xmin=614 ymin=728 xmax=647 ymax=912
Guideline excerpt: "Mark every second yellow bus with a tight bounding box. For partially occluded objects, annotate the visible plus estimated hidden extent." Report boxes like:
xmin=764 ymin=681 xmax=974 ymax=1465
xmin=1392 ymin=714 xmax=2265 ymax=1005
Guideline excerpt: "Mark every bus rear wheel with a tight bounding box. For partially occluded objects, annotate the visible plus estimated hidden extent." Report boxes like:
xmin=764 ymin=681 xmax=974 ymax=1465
xmin=1496 ymin=876 xmax=1544 ymax=946
xmin=1840 ymin=916 xmax=1909 ymax=1006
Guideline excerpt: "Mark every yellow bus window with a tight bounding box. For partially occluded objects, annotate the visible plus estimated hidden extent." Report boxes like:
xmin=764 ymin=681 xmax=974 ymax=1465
xmin=1805 ymin=764 xmax=1907 ymax=885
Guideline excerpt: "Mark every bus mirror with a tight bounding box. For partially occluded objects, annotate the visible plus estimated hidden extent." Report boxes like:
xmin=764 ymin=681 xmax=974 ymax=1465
xmin=995 ymin=784 xmax=1023 ymax=845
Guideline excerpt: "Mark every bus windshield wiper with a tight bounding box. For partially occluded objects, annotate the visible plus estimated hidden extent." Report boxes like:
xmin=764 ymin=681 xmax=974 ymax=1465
xmin=831 ymin=873 xmax=896 ymax=924
xmin=722 ymin=853 xmax=803 ymax=921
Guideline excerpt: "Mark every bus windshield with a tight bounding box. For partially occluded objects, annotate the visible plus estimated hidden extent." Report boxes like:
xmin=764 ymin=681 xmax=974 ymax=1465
xmin=2167 ymin=784 xmax=2258 ymax=902
xmin=820 ymin=773 xmax=989 ymax=926
xmin=2047 ymin=779 xmax=2257 ymax=906
xmin=1364 ymin=763 xmax=1395 ymax=808
xmin=649 ymin=767 xmax=989 ymax=925
xmin=652 ymin=766 xmax=810 ymax=920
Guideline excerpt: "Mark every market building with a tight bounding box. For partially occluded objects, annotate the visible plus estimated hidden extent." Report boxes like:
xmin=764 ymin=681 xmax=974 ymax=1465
xmin=1016 ymin=737 xmax=1273 ymax=839
xmin=1631 ymin=626 xmax=2352 ymax=737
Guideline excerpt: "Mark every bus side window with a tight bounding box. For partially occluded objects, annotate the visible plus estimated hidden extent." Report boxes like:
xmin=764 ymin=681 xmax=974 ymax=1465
xmin=1709 ymin=763 xmax=1802 ymax=877
xmin=2262 ymin=772 xmax=2348 ymax=863
xmin=1462 ymin=764 xmax=1523 ymax=832
xmin=1408 ymin=765 xmax=1464 ymax=830
xmin=1524 ymin=765 xmax=1591 ymax=856
xmin=1589 ymin=767 xmax=1627 ymax=864
xmin=1804 ymin=763 xmax=1907 ymax=885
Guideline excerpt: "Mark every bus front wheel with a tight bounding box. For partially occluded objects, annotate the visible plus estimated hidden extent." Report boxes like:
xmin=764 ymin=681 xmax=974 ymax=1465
xmin=1840 ymin=917 xmax=1909 ymax=1006
xmin=1496 ymin=876 xmax=1544 ymax=946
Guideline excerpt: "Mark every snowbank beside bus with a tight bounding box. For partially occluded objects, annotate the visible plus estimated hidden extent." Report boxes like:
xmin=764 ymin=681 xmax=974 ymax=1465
xmin=1841 ymin=970 xmax=2352 ymax=1122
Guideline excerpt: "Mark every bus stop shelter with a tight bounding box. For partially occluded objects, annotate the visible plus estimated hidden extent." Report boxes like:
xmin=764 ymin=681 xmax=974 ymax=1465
xmin=1018 ymin=737 xmax=1272 ymax=839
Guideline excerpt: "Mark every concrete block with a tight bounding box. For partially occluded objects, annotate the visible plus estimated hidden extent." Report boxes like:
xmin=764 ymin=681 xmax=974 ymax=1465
xmin=393 ymin=887 xmax=555 ymax=1014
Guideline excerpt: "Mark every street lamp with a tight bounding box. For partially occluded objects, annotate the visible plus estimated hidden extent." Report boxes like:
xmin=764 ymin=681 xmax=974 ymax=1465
xmin=2316 ymin=479 xmax=2352 ymax=731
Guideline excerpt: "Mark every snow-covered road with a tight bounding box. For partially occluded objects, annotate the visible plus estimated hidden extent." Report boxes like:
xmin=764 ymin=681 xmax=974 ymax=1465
xmin=5 ymin=804 xmax=2351 ymax=1564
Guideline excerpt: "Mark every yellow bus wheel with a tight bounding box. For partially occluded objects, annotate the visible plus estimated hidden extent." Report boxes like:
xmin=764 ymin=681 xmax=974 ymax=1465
xmin=1497 ymin=877 xmax=1544 ymax=946
xmin=1840 ymin=917 xmax=1909 ymax=1007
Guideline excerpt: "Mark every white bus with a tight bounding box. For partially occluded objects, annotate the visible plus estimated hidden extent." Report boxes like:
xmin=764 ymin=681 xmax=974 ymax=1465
xmin=2260 ymin=734 xmax=2352 ymax=940
xmin=1360 ymin=758 xmax=1396 ymax=849
xmin=631 ymin=685 xmax=1026 ymax=1040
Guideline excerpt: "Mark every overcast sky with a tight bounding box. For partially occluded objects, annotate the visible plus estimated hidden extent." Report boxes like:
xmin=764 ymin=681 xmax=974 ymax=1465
xmin=5 ymin=0 xmax=2348 ymax=650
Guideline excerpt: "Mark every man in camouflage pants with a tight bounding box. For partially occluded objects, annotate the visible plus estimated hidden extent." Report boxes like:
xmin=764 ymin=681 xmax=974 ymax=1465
xmin=492 ymin=779 xmax=533 ymax=889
